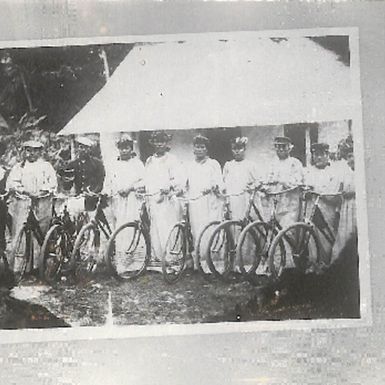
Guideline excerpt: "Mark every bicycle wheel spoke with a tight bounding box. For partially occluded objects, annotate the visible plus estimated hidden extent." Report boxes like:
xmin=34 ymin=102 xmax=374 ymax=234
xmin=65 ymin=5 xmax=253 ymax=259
xmin=207 ymin=221 xmax=243 ymax=281
xmin=163 ymin=224 xmax=186 ymax=284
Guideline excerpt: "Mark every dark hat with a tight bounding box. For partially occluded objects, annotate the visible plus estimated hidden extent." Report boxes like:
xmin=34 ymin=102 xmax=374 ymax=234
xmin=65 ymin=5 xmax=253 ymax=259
xmin=193 ymin=134 xmax=209 ymax=146
xmin=311 ymin=143 xmax=330 ymax=153
xmin=231 ymin=136 xmax=248 ymax=148
xmin=274 ymin=136 xmax=292 ymax=145
xmin=149 ymin=130 xmax=172 ymax=143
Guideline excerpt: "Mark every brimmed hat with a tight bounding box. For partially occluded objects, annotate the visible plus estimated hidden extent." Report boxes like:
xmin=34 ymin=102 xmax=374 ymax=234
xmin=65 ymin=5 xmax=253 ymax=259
xmin=23 ymin=140 xmax=44 ymax=149
xmin=76 ymin=136 xmax=94 ymax=147
xmin=231 ymin=136 xmax=248 ymax=148
xmin=274 ymin=136 xmax=292 ymax=145
xmin=149 ymin=130 xmax=172 ymax=143
xmin=311 ymin=143 xmax=330 ymax=154
xmin=193 ymin=134 xmax=209 ymax=147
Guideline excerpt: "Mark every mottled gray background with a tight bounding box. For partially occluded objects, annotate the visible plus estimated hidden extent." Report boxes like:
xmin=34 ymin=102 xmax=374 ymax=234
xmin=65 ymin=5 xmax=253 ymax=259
xmin=1 ymin=1 xmax=385 ymax=384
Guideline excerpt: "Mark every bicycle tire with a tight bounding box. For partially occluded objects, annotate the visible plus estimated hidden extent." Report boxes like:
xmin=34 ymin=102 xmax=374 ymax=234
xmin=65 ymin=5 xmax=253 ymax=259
xmin=39 ymin=224 xmax=73 ymax=284
xmin=237 ymin=221 xmax=273 ymax=276
xmin=9 ymin=227 xmax=30 ymax=284
xmin=268 ymin=222 xmax=320 ymax=280
xmin=162 ymin=223 xmax=186 ymax=284
xmin=195 ymin=220 xmax=221 ymax=279
xmin=206 ymin=220 xmax=243 ymax=281
xmin=70 ymin=223 xmax=99 ymax=279
xmin=105 ymin=221 xmax=151 ymax=281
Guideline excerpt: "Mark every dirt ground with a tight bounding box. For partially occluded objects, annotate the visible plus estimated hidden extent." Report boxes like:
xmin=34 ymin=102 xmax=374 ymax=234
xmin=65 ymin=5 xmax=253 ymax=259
xmin=1 ymin=235 xmax=360 ymax=329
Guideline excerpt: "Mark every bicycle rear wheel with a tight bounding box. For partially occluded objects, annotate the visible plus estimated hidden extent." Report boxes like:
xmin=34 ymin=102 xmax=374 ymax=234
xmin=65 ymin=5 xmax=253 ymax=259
xmin=268 ymin=222 xmax=319 ymax=280
xmin=195 ymin=220 xmax=221 ymax=279
xmin=39 ymin=224 xmax=73 ymax=284
xmin=162 ymin=223 xmax=186 ymax=284
xmin=206 ymin=220 xmax=243 ymax=282
xmin=237 ymin=221 xmax=273 ymax=276
xmin=105 ymin=221 xmax=150 ymax=280
xmin=70 ymin=223 xmax=99 ymax=280
xmin=9 ymin=227 xmax=30 ymax=284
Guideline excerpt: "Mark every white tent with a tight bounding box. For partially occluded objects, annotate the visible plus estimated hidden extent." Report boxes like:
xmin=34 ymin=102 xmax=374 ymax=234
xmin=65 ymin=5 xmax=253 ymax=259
xmin=59 ymin=34 xmax=355 ymax=135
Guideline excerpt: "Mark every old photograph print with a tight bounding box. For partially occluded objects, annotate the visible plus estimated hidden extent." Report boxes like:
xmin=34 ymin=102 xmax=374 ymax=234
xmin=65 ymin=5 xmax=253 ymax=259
xmin=0 ymin=31 xmax=363 ymax=332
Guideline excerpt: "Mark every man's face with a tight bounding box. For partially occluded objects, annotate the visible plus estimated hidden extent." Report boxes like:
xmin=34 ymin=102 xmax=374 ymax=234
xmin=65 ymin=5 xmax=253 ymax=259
xmin=24 ymin=147 xmax=40 ymax=163
xmin=232 ymin=145 xmax=246 ymax=161
xmin=313 ymin=151 xmax=329 ymax=169
xmin=193 ymin=143 xmax=208 ymax=160
xmin=77 ymin=143 xmax=91 ymax=159
xmin=347 ymin=153 xmax=354 ymax=171
xmin=118 ymin=145 xmax=133 ymax=160
xmin=275 ymin=143 xmax=291 ymax=160
xmin=152 ymin=139 xmax=168 ymax=155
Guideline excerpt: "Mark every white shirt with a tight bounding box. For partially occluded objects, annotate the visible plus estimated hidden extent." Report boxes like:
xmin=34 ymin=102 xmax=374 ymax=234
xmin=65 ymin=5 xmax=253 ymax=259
xmin=304 ymin=164 xmax=342 ymax=194
xmin=6 ymin=159 xmax=58 ymax=195
xmin=267 ymin=156 xmax=304 ymax=187
xmin=144 ymin=152 xmax=185 ymax=194
xmin=186 ymin=157 xmax=223 ymax=198
xmin=104 ymin=157 xmax=144 ymax=195
xmin=223 ymin=159 xmax=259 ymax=194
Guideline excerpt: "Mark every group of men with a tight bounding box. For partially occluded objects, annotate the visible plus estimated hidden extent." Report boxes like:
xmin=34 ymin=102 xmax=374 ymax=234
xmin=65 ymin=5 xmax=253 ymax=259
xmin=0 ymin=129 xmax=356 ymax=271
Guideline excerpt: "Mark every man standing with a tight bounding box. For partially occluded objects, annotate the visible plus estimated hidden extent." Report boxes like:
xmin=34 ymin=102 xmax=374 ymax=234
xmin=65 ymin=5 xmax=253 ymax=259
xmin=223 ymin=136 xmax=261 ymax=221
xmin=59 ymin=136 xmax=105 ymax=211
xmin=186 ymin=135 xmax=223 ymax=268
xmin=103 ymin=134 xmax=144 ymax=229
xmin=304 ymin=143 xmax=343 ymax=264
xmin=263 ymin=136 xmax=304 ymax=227
xmin=144 ymin=131 xmax=185 ymax=261
xmin=6 ymin=140 xmax=58 ymax=267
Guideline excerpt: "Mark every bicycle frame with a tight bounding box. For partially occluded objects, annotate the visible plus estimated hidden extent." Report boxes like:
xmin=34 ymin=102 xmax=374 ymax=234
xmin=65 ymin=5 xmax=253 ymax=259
xmin=302 ymin=192 xmax=340 ymax=246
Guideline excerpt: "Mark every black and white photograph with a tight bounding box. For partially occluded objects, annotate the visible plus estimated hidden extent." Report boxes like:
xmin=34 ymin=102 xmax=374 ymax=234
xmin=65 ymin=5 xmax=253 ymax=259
xmin=0 ymin=30 xmax=367 ymax=335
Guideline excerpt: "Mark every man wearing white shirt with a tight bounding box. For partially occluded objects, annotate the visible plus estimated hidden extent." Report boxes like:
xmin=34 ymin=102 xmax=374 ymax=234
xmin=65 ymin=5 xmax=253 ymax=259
xmin=263 ymin=136 xmax=304 ymax=227
xmin=6 ymin=140 xmax=58 ymax=266
xmin=144 ymin=131 xmax=185 ymax=261
xmin=223 ymin=136 xmax=261 ymax=221
xmin=186 ymin=135 xmax=223 ymax=268
xmin=304 ymin=143 xmax=343 ymax=263
xmin=104 ymin=134 xmax=145 ymax=229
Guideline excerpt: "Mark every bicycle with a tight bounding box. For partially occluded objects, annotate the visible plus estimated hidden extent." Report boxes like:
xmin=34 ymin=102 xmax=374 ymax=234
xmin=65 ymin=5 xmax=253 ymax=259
xmin=9 ymin=191 xmax=53 ymax=284
xmin=39 ymin=194 xmax=86 ymax=284
xmin=69 ymin=192 xmax=113 ymax=280
xmin=104 ymin=192 xmax=152 ymax=281
xmin=162 ymin=194 xmax=205 ymax=284
xmin=267 ymin=189 xmax=342 ymax=280
xmin=205 ymin=188 xmax=264 ymax=282
xmin=236 ymin=185 xmax=300 ymax=280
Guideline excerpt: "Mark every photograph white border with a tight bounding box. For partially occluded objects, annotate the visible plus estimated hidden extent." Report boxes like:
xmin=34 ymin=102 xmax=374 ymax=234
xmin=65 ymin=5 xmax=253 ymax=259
xmin=0 ymin=26 xmax=371 ymax=345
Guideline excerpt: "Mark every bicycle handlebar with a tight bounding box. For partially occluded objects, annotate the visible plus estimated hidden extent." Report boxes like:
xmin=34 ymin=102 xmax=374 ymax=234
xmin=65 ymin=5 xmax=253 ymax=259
xmin=305 ymin=191 xmax=342 ymax=198
xmin=260 ymin=185 xmax=300 ymax=196
xmin=13 ymin=190 xmax=53 ymax=200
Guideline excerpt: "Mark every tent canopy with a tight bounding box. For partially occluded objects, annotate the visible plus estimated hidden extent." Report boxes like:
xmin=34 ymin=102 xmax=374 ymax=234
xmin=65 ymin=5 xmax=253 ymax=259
xmin=59 ymin=35 xmax=355 ymax=135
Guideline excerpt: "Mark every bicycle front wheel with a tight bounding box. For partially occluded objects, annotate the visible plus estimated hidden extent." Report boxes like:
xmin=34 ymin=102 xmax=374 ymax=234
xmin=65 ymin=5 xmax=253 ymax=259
xmin=237 ymin=221 xmax=274 ymax=276
xmin=9 ymin=227 xmax=30 ymax=284
xmin=162 ymin=223 xmax=186 ymax=284
xmin=268 ymin=222 xmax=319 ymax=280
xmin=206 ymin=220 xmax=243 ymax=281
xmin=105 ymin=221 xmax=150 ymax=280
xmin=70 ymin=223 xmax=99 ymax=279
xmin=39 ymin=224 xmax=73 ymax=284
xmin=195 ymin=220 xmax=221 ymax=279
